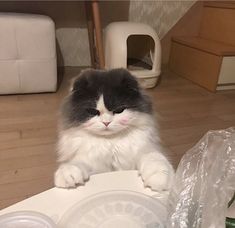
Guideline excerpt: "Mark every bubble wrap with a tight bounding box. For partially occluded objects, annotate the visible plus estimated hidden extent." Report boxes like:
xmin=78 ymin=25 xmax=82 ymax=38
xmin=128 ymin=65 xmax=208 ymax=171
xmin=167 ymin=128 xmax=235 ymax=228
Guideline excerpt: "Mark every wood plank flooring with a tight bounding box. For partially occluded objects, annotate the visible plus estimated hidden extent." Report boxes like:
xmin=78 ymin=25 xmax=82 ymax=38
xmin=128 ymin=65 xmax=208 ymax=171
xmin=0 ymin=67 xmax=234 ymax=209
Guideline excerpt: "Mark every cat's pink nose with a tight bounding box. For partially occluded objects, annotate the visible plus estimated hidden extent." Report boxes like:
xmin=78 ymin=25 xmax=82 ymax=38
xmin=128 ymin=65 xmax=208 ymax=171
xmin=103 ymin=121 xmax=111 ymax=127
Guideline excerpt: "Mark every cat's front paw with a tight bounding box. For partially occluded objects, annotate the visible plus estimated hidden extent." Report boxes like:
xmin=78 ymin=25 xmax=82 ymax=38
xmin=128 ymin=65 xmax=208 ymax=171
xmin=143 ymin=171 xmax=172 ymax=192
xmin=54 ymin=164 xmax=88 ymax=188
xmin=139 ymin=162 xmax=174 ymax=192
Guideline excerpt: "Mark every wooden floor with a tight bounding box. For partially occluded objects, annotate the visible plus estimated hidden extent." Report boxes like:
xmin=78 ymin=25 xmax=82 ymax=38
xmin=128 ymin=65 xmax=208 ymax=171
xmin=0 ymin=67 xmax=235 ymax=209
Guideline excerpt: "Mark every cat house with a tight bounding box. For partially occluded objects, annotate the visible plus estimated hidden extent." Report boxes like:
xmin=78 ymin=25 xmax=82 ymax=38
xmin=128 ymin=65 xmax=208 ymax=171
xmin=104 ymin=22 xmax=161 ymax=89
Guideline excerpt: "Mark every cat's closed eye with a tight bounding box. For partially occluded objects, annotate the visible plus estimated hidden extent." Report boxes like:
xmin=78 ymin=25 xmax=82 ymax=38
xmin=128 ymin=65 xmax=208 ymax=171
xmin=86 ymin=108 xmax=100 ymax=116
xmin=113 ymin=107 xmax=126 ymax=114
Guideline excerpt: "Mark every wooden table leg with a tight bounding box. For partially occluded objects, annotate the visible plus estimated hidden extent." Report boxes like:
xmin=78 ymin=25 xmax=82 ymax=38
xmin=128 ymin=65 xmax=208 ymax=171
xmin=85 ymin=1 xmax=96 ymax=68
xmin=91 ymin=0 xmax=105 ymax=69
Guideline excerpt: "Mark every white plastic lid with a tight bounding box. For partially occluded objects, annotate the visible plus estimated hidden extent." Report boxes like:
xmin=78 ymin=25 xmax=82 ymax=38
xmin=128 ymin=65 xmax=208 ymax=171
xmin=0 ymin=211 xmax=57 ymax=228
xmin=59 ymin=190 xmax=167 ymax=228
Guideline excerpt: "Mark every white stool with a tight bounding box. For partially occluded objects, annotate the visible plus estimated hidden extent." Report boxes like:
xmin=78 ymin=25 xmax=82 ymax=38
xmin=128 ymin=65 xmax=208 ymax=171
xmin=0 ymin=13 xmax=57 ymax=94
xmin=104 ymin=22 xmax=161 ymax=88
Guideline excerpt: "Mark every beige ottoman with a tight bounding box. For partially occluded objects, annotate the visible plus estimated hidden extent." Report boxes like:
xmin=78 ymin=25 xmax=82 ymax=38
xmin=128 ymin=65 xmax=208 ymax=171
xmin=0 ymin=13 xmax=57 ymax=94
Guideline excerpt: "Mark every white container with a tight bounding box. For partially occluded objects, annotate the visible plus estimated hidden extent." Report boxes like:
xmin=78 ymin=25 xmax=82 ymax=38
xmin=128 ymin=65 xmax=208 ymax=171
xmin=58 ymin=190 xmax=167 ymax=228
xmin=0 ymin=211 xmax=57 ymax=228
xmin=104 ymin=22 xmax=161 ymax=88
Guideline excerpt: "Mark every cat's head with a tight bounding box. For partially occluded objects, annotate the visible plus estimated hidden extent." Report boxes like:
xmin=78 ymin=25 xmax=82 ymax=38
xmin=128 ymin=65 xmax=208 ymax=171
xmin=61 ymin=68 xmax=153 ymax=136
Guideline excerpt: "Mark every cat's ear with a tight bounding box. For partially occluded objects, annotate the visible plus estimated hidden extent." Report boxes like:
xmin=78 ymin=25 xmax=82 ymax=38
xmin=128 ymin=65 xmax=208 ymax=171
xmin=119 ymin=69 xmax=140 ymax=93
xmin=69 ymin=69 xmax=95 ymax=93
xmin=69 ymin=77 xmax=78 ymax=92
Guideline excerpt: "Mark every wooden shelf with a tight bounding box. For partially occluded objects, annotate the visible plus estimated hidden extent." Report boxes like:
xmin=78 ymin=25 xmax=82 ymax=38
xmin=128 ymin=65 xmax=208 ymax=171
xmin=172 ymin=36 xmax=235 ymax=56
xmin=204 ymin=1 xmax=235 ymax=9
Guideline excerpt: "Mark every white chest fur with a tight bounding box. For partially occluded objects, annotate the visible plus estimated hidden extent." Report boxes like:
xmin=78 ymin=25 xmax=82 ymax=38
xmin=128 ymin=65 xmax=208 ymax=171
xmin=58 ymin=127 xmax=157 ymax=174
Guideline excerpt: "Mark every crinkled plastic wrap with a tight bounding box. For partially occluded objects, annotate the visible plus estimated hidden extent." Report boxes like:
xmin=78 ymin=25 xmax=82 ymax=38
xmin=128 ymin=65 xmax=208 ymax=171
xmin=167 ymin=128 xmax=235 ymax=228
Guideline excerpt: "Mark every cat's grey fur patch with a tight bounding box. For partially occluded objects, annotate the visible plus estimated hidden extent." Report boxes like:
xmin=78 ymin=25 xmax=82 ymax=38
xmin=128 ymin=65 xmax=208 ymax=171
xmin=61 ymin=68 xmax=152 ymax=129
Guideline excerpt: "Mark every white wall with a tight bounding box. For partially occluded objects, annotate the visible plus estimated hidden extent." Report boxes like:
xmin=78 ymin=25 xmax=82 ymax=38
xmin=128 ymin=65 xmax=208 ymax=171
xmin=129 ymin=0 xmax=195 ymax=39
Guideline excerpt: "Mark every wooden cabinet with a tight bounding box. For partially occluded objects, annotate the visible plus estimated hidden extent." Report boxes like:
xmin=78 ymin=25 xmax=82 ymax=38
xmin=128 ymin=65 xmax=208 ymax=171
xmin=170 ymin=1 xmax=235 ymax=92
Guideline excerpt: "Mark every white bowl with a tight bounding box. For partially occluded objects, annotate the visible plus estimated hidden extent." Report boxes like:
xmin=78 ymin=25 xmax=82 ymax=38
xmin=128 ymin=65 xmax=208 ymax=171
xmin=0 ymin=211 xmax=57 ymax=228
xmin=58 ymin=190 xmax=167 ymax=228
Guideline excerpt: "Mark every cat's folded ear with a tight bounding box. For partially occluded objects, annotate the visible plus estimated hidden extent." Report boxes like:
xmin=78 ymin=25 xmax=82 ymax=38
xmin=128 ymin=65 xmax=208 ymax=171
xmin=69 ymin=68 xmax=97 ymax=93
xmin=116 ymin=68 xmax=140 ymax=92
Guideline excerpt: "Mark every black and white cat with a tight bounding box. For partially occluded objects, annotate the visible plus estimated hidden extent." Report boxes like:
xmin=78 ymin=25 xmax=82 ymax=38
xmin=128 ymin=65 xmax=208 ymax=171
xmin=54 ymin=68 xmax=174 ymax=191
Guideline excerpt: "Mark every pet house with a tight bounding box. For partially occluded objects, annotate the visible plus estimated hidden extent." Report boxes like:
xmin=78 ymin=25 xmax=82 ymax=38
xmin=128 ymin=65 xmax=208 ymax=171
xmin=104 ymin=22 xmax=161 ymax=88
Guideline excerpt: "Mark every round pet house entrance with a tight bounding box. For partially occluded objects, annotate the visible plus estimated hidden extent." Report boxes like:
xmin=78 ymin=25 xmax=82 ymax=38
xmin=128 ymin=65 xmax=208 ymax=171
xmin=127 ymin=35 xmax=154 ymax=71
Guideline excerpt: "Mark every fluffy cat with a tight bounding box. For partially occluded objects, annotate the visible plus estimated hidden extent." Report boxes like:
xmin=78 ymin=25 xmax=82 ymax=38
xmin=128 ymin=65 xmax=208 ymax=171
xmin=54 ymin=68 xmax=174 ymax=191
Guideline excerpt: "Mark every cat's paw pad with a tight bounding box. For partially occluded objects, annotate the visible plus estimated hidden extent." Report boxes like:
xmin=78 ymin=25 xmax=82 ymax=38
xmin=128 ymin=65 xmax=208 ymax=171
xmin=54 ymin=164 xmax=88 ymax=188
xmin=143 ymin=171 xmax=171 ymax=192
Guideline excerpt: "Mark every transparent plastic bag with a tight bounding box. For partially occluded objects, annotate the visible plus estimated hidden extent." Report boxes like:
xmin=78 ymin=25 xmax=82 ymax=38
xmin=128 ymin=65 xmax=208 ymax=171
xmin=167 ymin=128 xmax=235 ymax=228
